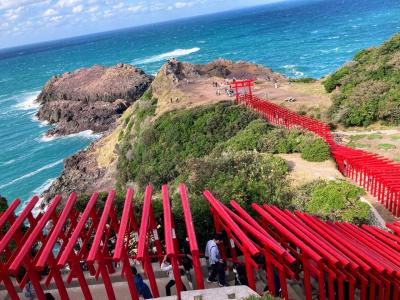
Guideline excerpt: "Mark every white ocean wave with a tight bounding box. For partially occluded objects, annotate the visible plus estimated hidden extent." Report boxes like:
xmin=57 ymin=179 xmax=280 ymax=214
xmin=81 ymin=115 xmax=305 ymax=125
xmin=40 ymin=129 xmax=102 ymax=142
xmin=0 ymin=159 xmax=16 ymax=167
xmin=319 ymin=47 xmax=340 ymax=54
xmin=134 ymin=47 xmax=200 ymax=64
xmin=0 ymin=159 xmax=63 ymax=190
xmin=282 ymin=65 xmax=304 ymax=78
xmin=30 ymin=114 xmax=49 ymax=127
xmin=32 ymin=177 xmax=56 ymax=196
xmin=14 ymin=91 xmax=41 ymax=111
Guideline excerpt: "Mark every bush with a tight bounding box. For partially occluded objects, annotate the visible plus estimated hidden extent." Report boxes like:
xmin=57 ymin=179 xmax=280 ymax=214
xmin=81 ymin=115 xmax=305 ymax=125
xmin=324 ymin=66 xmax=350 ymax=93
xmin=0 ymin=196 xmax=7 ymax=213
xmin=289 ymin=77 xmax=317 ymax=83
xmin=118 ymin=102 xmax=261 ymax=189
xmin=300 ymin=138 xmax=330 ymax=162
xmin=172 ymin=151 xmax=292 ymax=246
xmin=305 ymin=181 xmax=370 ymax=225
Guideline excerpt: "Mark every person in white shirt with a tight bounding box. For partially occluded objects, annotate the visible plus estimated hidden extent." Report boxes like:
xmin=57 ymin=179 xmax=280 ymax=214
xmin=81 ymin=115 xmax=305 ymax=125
xmin=160 ymin=255 xmax=187 ymax=296
xmin=205 ymin=234 xmax=227 ymax=287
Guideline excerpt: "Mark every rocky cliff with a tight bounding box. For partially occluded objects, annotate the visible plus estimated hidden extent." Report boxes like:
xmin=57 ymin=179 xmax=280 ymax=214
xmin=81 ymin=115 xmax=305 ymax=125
xmin=40 ymin=59 xmax=286 ymax=203
xmin=36 ymin=63 xmax=153 ymax=136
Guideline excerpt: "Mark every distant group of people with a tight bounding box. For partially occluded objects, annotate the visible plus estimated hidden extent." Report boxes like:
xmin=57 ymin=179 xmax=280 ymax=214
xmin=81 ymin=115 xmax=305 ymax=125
xmin=212 ymin=81 xmax=235 ymax=97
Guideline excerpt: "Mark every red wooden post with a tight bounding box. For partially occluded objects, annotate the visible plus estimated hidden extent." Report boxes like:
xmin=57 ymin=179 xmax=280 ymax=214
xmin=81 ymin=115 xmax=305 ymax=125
xmin=178 ymin=184 xmax=205 ymax=289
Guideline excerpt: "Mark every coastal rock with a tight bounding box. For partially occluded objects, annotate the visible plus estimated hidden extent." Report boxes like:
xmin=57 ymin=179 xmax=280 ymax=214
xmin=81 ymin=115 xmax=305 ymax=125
xmin=41 ymin=133 xmax=118 ymax=203
xmin=162 ymin=58 xmax=286 ymax=82
xmin=41 ymin=59 xmax=286 ymax=202
xmin=36 ymin=64 xmax=153 ymax=135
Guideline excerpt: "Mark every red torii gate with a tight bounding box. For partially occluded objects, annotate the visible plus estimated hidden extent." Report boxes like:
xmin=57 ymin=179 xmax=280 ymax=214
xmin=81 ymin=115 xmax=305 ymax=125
xmin=233 ymin=82 xmax=400 ymax=217
xmin=230 ymin=79 xmax=255 ymax=103
xmin=0 ymin=184 xmax=205 ymax=300
xmin=2 ymin=185 xmax=400 ymax=299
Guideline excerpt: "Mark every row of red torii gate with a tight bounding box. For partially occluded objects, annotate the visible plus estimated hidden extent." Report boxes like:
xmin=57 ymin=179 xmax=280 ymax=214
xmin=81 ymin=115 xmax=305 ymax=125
xmin=1 ymin=80 xmax=400 ymax=299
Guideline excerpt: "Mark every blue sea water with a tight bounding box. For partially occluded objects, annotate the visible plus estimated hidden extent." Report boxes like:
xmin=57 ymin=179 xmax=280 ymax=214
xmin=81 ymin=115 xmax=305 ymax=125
xmin=1 ymin=0 xmax=400 ymax=207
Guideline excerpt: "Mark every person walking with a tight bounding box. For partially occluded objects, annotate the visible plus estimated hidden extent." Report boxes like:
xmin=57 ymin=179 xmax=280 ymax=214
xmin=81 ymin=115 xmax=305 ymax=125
xmin=131 ymin=266 xmax=153 ymax=299
xmin=205 ymin=234 xmax=227 ymax=287
xmin=161 ymin=255 xmax=187 ymax=296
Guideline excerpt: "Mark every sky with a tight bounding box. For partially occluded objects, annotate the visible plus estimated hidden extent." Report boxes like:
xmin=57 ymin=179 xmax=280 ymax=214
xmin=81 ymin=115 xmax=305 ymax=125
xmin=0 ymin=0 xmax=285 ymax=49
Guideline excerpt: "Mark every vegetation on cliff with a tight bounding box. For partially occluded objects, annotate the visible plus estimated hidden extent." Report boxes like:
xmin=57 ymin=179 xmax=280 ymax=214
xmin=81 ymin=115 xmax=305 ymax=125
xmin=109 ymin=88 xmax=366 ymax=244
xmin=0 ymin=196 xmax=7 ymax=213
xmin=325 ymin=33 xmax=400 ymax=127
xmin=293 ymin=180 xmax=370 ymax=225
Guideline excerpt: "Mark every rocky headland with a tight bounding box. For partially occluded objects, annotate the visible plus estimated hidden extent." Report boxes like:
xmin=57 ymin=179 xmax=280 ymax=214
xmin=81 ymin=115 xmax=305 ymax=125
xmin=36 ymin=63 xmax=153 ymax=136
xmin=40 ymin=59 xmax=286 ymax=203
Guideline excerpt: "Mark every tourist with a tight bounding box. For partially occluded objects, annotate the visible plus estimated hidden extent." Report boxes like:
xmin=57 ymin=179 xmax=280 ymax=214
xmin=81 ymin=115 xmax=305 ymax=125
xmin=131 ymin=266 xmax=152 ymax=299
xmin=161 ymin=255 xmax=187 ymax=296
xmin=45 ymin=293 xmax=55 ymax=300
xmin=182 ymin=237 xmax=196 ymax=289
xmin=205 ymin=234 xmax=227 ymax=287
xmin=232 ymin=263 xmax=248 ymax=286
xmin=17 ymin=268 xmax=36 ymax=300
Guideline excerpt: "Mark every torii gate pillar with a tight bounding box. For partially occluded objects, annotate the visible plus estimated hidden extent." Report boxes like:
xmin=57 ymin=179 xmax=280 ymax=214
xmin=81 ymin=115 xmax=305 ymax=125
xmin=230 ymin=79 xmax=255 ymax=103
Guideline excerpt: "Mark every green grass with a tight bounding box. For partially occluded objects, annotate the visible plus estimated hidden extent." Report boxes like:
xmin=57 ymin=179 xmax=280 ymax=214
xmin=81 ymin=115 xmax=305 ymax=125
xmin=378 ymin=143 xmax=396 ymax=150
xmin=349 ymin=134 xmax=367 ymax=141
xmin=348 ymin=141 xmax=370 ymax=149
xmin=289 ymin=77 xmax=317 ymax=83
xmin=390 ymin=134 xmax=400 ymax=140
xmin=367 ymin=133 xmax=383 ymax=140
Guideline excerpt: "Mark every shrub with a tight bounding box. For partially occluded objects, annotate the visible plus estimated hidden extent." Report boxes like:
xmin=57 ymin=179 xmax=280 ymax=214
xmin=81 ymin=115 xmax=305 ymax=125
xmin=0 ymin=196 xmax=8 ymax=213
xmin=324 ymin=66 xmax=350 ymax=93
xmin=300 ymin=138 xmax=330 ymax=162
xmin=172 ymin=151 xmax=292 ymax=245
xmin=118 ymin=102 xmax=261 ymax=189
xmin=305 ymin=181 xmax=370 ymax=225
xmin=289 ymin=77 xmax=317 ymax=83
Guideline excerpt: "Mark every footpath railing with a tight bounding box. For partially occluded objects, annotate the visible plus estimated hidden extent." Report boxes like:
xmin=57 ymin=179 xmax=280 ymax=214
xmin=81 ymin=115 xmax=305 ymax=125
xmin=238 ymin=94 xmax=400 ymax=217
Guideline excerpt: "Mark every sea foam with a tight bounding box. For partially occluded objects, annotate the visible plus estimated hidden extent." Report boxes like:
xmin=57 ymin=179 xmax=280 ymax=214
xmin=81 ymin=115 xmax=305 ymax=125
xmin=14 ymin=91 xmax=41 ymax=111
xmin=40 ymin=130 xmax=102 ymax=142
xmin=282 ymin=65 xmax=304 ymax=78
xmin=32 ymin=177 xmax=56 ymax=196
xmin=134 ymin=47 xmax=200 ymax=64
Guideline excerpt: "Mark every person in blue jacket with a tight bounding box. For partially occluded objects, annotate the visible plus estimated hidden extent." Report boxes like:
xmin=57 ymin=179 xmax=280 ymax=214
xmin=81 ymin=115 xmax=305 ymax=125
xmin=131 ymin=265 xmax=153 ymax=299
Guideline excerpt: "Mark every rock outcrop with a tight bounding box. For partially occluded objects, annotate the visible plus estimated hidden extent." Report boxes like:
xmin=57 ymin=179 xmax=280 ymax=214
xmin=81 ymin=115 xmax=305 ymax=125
xmin=40 ymin=59 xmax=286 ymax=203
xmin=36 ymin=64 xmax=153 ymax=136
xmin=162 ymin=58 xmax=286 ymax=82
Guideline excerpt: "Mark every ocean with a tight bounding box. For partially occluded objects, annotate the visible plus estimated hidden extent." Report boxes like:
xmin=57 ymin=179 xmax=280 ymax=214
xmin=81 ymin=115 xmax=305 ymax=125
xmin=1 ymin=0 xmax=400 ymax=208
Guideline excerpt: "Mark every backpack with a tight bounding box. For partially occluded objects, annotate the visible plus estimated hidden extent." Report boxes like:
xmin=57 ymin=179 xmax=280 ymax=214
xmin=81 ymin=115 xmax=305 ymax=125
xmin=182 ymin=255 xmax=193 ymax=271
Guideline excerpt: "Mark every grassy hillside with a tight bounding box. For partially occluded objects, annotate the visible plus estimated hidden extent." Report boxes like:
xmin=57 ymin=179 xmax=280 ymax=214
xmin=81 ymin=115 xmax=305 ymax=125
xmin=108 ymin=86 xmax=370 ymax=244
xmin=324 ymin=33 xmax=400 ymax=127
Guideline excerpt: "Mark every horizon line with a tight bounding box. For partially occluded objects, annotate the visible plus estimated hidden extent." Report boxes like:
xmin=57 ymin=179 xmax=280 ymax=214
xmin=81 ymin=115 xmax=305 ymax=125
xmin=0 ymin=0 xmax=302 ymax=52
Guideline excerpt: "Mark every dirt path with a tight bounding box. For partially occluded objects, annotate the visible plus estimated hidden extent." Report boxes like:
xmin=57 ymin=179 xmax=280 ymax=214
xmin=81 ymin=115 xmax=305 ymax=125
xmin=276 ymin=153 xmax=344 ymax=186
